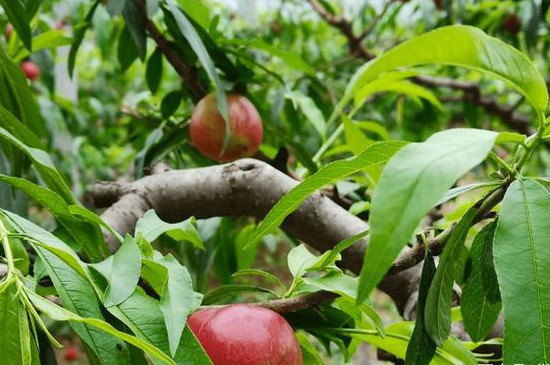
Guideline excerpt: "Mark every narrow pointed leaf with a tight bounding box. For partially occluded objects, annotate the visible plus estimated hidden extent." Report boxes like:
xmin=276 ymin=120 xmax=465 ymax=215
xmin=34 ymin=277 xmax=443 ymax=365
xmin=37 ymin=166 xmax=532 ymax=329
xmin=0 ymin=0 xmax=32 ymax=50
xmin=248 ymin=141 xmax=406 ymax=249
xmin=25 ymin=289 xmax=176 ymax=365
xmin=461 ymin=222 xmax=501 ymax=342
xmin=424 ymin=207 xmax=477 ymax=345
xmin=164 ymin=0 xmax=230 ymax=148
xmin=405 ymin=251 xmax=437 ymax=365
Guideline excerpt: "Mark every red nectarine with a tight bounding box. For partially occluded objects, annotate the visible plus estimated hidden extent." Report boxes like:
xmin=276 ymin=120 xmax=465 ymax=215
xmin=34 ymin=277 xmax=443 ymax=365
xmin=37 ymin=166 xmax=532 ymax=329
xmin=188 ymin=305 xmax=302 ymax=365
xmin=190 ymin=93 xmax=263 ymax=162
xmin=504 ymin=14 xmax=521 ymax=34
xmin=21 ymin=61 xmax=40 ymax=81
xmin=5 ymin=23 xmax=13 ymax=40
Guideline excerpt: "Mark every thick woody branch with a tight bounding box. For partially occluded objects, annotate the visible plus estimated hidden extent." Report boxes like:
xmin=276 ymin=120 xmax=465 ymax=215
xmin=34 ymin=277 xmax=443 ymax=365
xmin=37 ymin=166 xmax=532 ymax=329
xmin=94 ymin=159 xmax=421 ymax=316
xmin=132 ymin=0 xmax=205 ymax=100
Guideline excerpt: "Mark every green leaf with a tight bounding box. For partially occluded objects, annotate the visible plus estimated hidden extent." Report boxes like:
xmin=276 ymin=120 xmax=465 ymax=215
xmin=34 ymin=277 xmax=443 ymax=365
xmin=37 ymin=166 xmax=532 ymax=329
xmin=0 ymin=124 xmax=75 ymax=206
xmin=316 ymin=230 xmax=370 ymax=269
xmin=134 ymin=210 xmax=204 ymax=249
xmin=0 ymin=0 xmax=32 ymax=50
xmin=461 ymin=222 xmax=501 ymax=342
xmin=103 ymin=236 xmax=142 ymax=307
xmin=147 ymin=48 xmax=163 ymax=94
xmin=0 ymin=175 xmax=108 ymax=260
xmin=36 ymin=249 xmax=130 ymax=364
xmin=106 ymin=290 xmax=212 ymax=365
xmin=493 ymin=179 xmax=550 ymax=363
xmin=2 ymin=211 xmax=131 ymax=364
xmin=164 ymin=0 xmax=230 ymax=146
xmin=435 ymin=182 xmax=501 ymax=207
xmin=286 ymin=91 xmax=327 ymax=138
xmin=25 ymin=289 xmax=176 ymax=365
xmin=202 ymin=285 xmax=278 ymax=305
xmin=118 ymin=25 xmax=140 ymax=72
xmin=68 ymin=1 xmax=100 ymax=78
xmin=2 ymin=209 xmax=87 ymax=278
xmin=358 ymin=129 xmax=497 ymax=302
xmin=248 ymin=141 xmax=406 ymax=249
xmin=222 ymin=39 xmax=316 ymax=76
xmin=0 ymin=104 xmax=42 ymax=149
xmin=296 ymin=331 xmax=324 ymax=365
xmin=13 ymin=29 xmax=73 ymax=63
xmin=161 ymin=90 xmax=183 ymax=119
xmin=302 ymin=272 xmax=384 ymax=336
xmin=424 ymin=207 xmax=478 ymax=345
xmin=346 ymin=25 xmax=548 ymax=119
xmin=158 ymin=255 xmax=202 ymax=356
xmin=0 ymin=47 xmax=46 ymax=136
xmin=232 ymin=269 xmax=286 ymax=294
xmin=405 ymin=251 xmax=436 ymax=365
xmin=343 ymin=115 xmax=372 ymax=154
xmin=344 ymin=321 xmax=477 ymax=365
xmin=105 ymin=0 xmax=125 ymax=16
xmin=355 ymin=80 xmax=443 ymax=110
xmin=0 ymin=280 xmax=33 ymax=365
xmin=122 ymin=0 xmax=147 ymax=59
xmin=288 ymin=244 xmax=323 ymax=278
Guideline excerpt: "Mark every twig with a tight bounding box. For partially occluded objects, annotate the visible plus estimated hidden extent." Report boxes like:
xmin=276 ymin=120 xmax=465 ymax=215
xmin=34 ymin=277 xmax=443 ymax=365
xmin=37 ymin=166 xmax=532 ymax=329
xmin=250 ymin=291 xmax=338 ymax=313
xmin=306 ymin=0 xmax=538 ymax=136
xmin=131 ymin=0 xmax=206 ymax=101
xmin=357 ymin=1 xmax=392 ymax=41
xmin=388 ymin=187 xmax=506 ymax=275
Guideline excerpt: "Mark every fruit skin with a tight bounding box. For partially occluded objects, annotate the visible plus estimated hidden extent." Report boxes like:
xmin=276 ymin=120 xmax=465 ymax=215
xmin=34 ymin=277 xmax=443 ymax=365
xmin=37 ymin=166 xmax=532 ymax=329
xmin=188 ymin=305 xmax=303 ymax=365
xmin=504 ymin=14 xmax=521 ymax=34
xmin=190 ymin=93 xmax=263 ymax=162
xmin=5 ymin=23 xmax=13 ymax=40
xmin=64 ymin=347 xmax=79 ymax=362
xmin=21 ymin=61 xmax=40 ymax=81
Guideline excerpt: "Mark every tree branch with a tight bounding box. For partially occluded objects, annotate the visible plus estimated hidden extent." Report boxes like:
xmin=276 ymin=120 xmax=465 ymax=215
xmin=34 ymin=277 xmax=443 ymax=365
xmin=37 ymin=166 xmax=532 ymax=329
xmin=132 ymin=0 xmax=206 ymax=101
xmin=306 ymin=0 xmax=537 ymax=136
xmin=94 ymin=158 xmax=422 ymax=316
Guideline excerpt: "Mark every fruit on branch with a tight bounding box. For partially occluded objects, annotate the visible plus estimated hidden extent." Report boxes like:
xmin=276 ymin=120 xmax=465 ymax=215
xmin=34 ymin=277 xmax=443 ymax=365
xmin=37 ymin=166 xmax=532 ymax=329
xmin=504 ymin=14 xmax=521 ymax=34
xmin=5 ymin=23 xmax=13 ymax=40
xmin=190 ymin=93 xmax=263 ymax=162
xmin=64 ymin=347 xmax=79 ymax=362
xmin=21 ymin=61 xmax=40 ymax=81
xmin=188 ymin=305 xmax=302 ymax=365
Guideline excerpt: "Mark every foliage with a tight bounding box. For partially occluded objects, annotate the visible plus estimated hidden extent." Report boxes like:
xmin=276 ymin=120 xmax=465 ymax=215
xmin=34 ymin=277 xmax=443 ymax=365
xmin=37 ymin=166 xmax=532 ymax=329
xmin=1 ymin=0 xmax=550 ymax=364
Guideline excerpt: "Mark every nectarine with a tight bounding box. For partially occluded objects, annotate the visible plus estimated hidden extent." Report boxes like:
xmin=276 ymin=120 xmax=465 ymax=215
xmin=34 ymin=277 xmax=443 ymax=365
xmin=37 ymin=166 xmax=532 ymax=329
xmin=188 ymin=305 xmax=302 ymax=365
xmin=190 ymin=93 xmax=263 ymax=162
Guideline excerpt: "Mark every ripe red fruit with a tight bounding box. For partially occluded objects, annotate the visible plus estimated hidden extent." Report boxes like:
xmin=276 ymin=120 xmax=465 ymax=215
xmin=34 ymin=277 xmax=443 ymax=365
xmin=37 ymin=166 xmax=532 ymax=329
xmin=188 ymin=305 xmax=303 ymax=365
xmin=21 ymin=61 xmax=40 ymax=81
xmin=55 ymin=20 xmax=63 ymax=30
xmin=190 ymin=93 xmax=263 ymax=162
xmin=504 ymin=14 xmax=521 ymax=34
xmin=64 ymin=347 xmax=79 ymax=362
xmin=5 ymin=23 xmax=13 ymax=40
